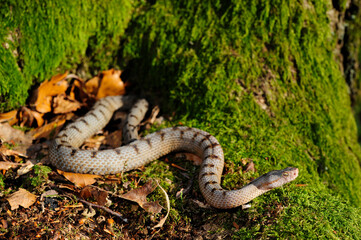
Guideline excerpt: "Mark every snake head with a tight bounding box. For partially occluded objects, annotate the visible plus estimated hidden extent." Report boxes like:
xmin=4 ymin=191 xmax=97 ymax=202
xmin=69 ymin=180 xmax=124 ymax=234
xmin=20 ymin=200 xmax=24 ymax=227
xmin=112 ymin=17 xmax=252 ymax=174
xmin=252 ymin=167 xmax=299 ymax=190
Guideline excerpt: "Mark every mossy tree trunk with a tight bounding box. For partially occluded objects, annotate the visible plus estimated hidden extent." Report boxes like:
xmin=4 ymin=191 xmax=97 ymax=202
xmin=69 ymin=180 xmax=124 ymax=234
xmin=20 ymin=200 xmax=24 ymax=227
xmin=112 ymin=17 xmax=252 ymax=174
xmin=1 ymin=0 xmax=361 ymax=238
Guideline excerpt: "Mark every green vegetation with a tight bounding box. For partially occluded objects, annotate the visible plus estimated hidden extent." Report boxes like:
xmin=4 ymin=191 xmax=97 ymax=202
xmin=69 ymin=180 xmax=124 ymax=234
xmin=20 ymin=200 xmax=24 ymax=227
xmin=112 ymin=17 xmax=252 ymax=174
xmin=1 ymin=0 xmax=361 ymax=238
xmin=30 ymin=165 xmax=51 ymax=188
xmin=0 ymin=0 xmax=133 ymax=111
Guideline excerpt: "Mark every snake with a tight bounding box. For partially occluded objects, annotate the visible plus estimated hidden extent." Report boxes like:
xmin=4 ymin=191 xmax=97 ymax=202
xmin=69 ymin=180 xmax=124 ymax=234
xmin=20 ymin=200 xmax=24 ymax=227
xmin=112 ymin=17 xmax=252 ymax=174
xmin=49 ymin=95 xmax=298 ymax=209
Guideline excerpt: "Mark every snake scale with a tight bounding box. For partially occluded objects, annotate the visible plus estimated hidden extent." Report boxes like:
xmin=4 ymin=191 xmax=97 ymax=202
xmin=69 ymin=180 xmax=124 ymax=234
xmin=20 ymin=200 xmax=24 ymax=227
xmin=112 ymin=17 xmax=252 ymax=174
xmin=49 ymin=95 xmax=298 ymax=209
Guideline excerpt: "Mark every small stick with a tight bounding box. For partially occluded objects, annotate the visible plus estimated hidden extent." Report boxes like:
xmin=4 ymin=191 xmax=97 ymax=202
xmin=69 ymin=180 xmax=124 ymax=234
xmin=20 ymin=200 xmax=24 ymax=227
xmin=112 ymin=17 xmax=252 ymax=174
xmin=49 ymin=183 xmax=128 ymax=222
xmin=77 ymin=198 xmax=128 ymax=223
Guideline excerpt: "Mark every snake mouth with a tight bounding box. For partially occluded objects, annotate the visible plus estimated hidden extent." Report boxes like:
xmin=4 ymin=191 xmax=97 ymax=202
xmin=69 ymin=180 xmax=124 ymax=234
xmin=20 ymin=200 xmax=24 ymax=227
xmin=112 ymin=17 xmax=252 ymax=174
xmin=255 ymin=167 xmax=299 ymax=190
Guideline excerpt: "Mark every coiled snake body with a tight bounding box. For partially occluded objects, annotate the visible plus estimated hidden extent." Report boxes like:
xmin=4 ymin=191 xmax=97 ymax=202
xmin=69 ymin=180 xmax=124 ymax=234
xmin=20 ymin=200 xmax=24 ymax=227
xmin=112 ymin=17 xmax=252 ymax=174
xmin=49 ymin=95 xmax=298 ymax=209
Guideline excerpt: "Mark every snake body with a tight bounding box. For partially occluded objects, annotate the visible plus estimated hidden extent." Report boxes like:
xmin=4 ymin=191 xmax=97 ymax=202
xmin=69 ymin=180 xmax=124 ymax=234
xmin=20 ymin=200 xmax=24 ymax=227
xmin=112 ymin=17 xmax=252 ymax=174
xmin=49 ymin=95 xmax=298 ymax=209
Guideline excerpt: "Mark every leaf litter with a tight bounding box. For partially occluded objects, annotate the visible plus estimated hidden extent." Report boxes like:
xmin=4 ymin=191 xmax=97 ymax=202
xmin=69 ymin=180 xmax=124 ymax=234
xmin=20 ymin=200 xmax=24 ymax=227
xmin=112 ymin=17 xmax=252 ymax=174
xmin=6 ymin=188 xmax=37 ymax=210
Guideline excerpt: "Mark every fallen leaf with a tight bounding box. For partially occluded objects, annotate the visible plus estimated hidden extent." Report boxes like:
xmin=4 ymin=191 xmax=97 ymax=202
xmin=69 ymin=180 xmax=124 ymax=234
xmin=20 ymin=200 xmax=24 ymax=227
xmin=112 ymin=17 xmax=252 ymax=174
xmin=68 ymin=78 xmax=88 ymax=102
xmin=33 ymin=72 xmax=69 ymax=113
xmin=0 ymin=151 xmax=6 ymax=161
xmin=18 ymin=107 xmax=44 ymax=127
xmin=17 ymin=161 xmax=35 ymax=175
xmin=84 ymin=76 xmax=100 ymax=98
xmin=82 ymin=135 xmax=105 ymax=150
xmin=107 ymin=218 xmax=115 ymax=227
xmin=0 ymin=123 xmax=32 ymax=145
xmin=85 ymin=69 xmax=126 ymax=99
xmin=96 ymin=69 xmax=126 ymax=99
xmin=141 ymin=106 xmax=160 ymax=129
xmin=80 ymin=186 xmax=108 ymax=206
xmin=142 ymin=201 xmax=162 ymax=214
xmin=1 ymin=219 xmax=8 ymax=229
xmin=244 ymin=161 xmax=255 ymax=173
xmin=29 ymin=119 xmax=66 ymax=140
xmin=0 ymin=146 xmax=28 ymax=159
xmin=103 ymin=129 xmax=123 ymax=148
xmin=53 ymin=94 xmax=82 ymax=114
xmin=0 ymin=161 xmax=23 ymax=170
xmin=120 ymin=180 xmax=162 ymax=214
xmin=0 ymin=110 xmax=18 ymax=125
xmin=0 ymin=123 xmax=33 ymax=155
xmin=233 ymin=221 xmax=240 ymax=229
xmin=58 ymin=170 xmax=101 ymax=187
xmin=6 ymin=188 xmax=37 ymax=210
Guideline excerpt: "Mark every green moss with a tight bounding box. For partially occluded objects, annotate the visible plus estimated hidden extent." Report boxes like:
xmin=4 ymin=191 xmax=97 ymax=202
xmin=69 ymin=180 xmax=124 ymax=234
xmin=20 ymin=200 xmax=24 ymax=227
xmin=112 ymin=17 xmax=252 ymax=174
xmin=30 ymin=165 xmax=51 ymax=188
xmin=0 ymin=46 xmax=26 ymax=110
xmin=0 ymin=0 xmax=133 ymax=111
xmin=233 ymin=186 xmax=361 ymax=239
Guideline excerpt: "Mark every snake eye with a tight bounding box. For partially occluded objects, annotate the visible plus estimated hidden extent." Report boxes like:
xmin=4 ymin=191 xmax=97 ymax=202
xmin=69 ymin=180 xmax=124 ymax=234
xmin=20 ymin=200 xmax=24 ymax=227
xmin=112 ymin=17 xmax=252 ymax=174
xmin=283 ymin=172 xmax=289 ymax=177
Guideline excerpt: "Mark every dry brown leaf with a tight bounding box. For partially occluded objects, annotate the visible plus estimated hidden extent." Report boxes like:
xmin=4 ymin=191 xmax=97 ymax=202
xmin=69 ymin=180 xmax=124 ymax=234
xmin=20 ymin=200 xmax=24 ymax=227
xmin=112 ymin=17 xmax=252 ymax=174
xmin=1 ymin=219 xmax=8 ymax=229
xmin=6 ymin=188 xmax=37 ymax=210
xmin=84 ymin=69 xmax=126 ymax=100
xmin=244 ymin=161 xmax=255 ymax=173
xmin=142 ymin=201 xmax=162 ymax=214
xmin=141 ymin=106 xmax=160 ymax=129
xmin=53 ymin=94 xmax=82 ymax=114
xmin=107 ymin=218 xmax=115 ymax=227
xmin=233 ymin=221 xmax=240 ymax=230
xmin=29 ymin=119 xmax=66 ymax=140
xmin=0 ymin=146 xmax=28 ymax=158
xmin=68 ymin=78 xmax=88 ymax=102
xmin=0 ymin=123 xmax=30 ymax=143
xmin=120 ymin=180 xmax=162 ymax=214
xmin=0 ymin=161 xmax=23 ymax=170
xmin=18 ymin=107 xmax=44 ymax=127
xmin=82 ymin=135 xmax=105 ymax=150
xmin=0 ymin=151 xmax=6 ymax=161
xmin=96 ymin=69 xmax=126 ymax=99
xmin=80 ymin=186 xmax=108 ymax=206
xmin=58 ymin=170 xmax=101 ymax=187
xmin=17 ymin=161 xmax=35 ymax=175
xmin=0 ymin=123 xmax=33 ymax=155
xmin=84 ymin=76 xmax=100 ymax=97
xmin=103 ymin=129 xmax=123 ymax=148
xmin=33 ymin=72 xmax=69 ymax=113
xmin=0 ymin=110 xmax=18 ymax=125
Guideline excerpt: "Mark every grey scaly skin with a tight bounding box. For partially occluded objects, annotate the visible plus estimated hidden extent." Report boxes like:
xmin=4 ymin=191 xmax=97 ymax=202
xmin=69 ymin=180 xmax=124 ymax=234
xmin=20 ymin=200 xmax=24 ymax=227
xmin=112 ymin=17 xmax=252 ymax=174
xmin=49 ymin=95 xmax=298 ymax=209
